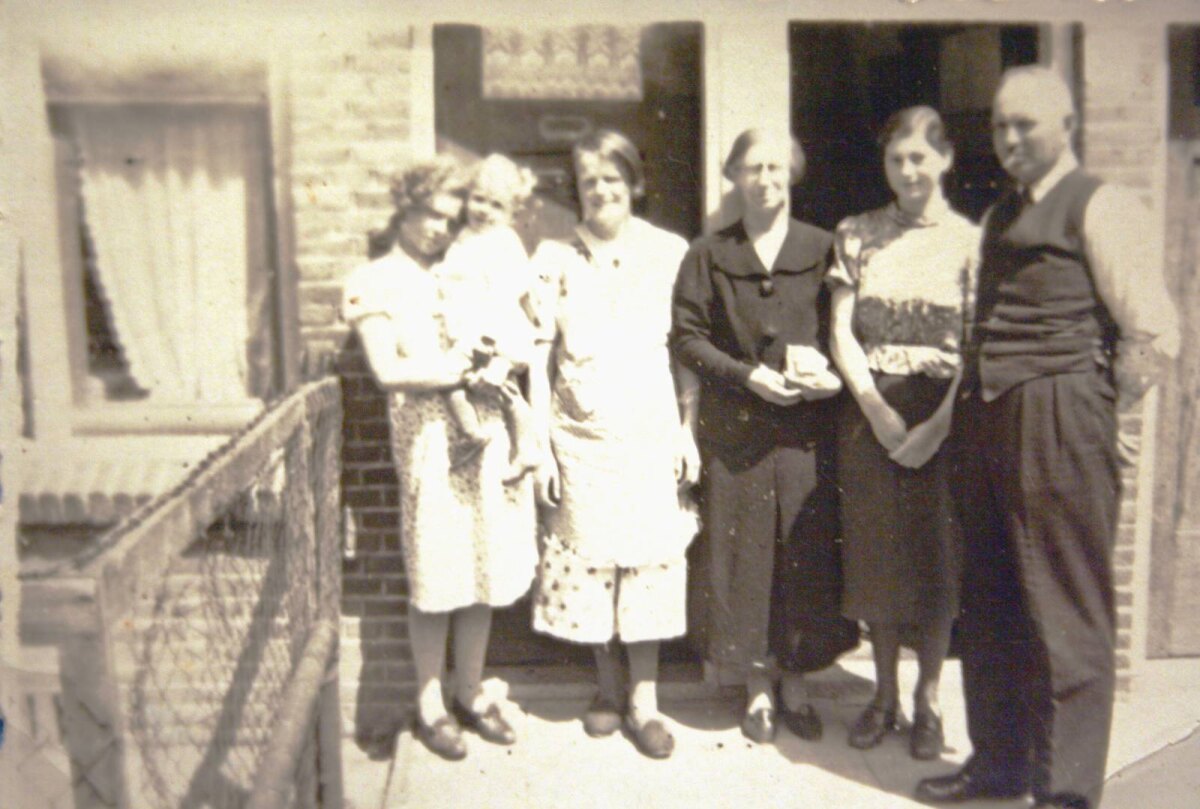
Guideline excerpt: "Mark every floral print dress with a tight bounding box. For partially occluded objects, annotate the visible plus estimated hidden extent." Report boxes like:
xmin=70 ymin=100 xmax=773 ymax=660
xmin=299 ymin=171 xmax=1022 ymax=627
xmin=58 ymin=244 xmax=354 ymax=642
xmin=530 ymin=219 xmax=698 ymax=643
xmin=341 ymin=249 xmax=537 ymax=613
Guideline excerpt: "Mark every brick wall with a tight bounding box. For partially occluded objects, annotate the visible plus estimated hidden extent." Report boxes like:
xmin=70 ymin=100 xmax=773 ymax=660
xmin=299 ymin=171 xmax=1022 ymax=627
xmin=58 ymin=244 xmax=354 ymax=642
xmin=286 ymin=26 xmax=419 ymax=742
xmin=1078 ymin=22 xmax=1167 ymax=690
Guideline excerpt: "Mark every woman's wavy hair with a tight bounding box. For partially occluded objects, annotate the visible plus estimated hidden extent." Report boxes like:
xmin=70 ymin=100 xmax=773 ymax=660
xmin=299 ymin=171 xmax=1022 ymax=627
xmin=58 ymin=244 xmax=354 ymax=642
xmin=368 ymin=156 xmax=467 ymax=259
xmin=877 ymin=105 xmax=953 ymax=156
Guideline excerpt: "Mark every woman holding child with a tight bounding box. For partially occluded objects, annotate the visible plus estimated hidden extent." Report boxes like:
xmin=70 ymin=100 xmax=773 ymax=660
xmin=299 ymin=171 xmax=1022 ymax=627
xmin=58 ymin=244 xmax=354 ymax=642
xmin=528 ymin=129 xmax=701 ymax=760
xmin=828 ymin=106 xmax=977 ymax=760
xmin=342 ymin=156 xmax=539 ymax=761
xmin=671 ymin=129 xmax=859 ymax=746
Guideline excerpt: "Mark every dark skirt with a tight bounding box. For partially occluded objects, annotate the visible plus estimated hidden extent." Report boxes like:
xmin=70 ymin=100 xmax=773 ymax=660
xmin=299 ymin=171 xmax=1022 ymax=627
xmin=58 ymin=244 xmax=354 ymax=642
xmin=696 ymin=432 xmax=858 ymax=676
xmin=837 ymin=373 xmax=962 ymax=628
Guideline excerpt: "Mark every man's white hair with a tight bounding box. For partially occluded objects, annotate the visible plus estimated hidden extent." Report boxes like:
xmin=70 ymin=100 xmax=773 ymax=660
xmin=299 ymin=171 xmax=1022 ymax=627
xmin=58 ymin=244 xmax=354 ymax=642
xmin=995 ymin=65 xmax=1077 ymax=122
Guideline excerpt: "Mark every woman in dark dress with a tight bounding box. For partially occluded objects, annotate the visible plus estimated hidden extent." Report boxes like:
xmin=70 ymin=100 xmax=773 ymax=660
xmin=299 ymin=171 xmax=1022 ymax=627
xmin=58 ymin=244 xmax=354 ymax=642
xmin=671 ymin=129 xmax=858 ymax=744
xmin=829 ymin=106 xmax=977 ymax=760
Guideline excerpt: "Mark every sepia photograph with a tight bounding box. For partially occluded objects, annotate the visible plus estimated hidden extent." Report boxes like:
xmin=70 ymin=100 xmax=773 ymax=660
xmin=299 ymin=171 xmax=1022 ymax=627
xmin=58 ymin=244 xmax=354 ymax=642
xmin=1 ymin=1 xmax=1199 ymax=807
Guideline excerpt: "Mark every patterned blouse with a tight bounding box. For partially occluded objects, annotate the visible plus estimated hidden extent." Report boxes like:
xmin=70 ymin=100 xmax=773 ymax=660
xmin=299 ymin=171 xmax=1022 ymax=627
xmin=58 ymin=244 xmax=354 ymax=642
xmin=828 ymin=203 xmax=980 ymax=379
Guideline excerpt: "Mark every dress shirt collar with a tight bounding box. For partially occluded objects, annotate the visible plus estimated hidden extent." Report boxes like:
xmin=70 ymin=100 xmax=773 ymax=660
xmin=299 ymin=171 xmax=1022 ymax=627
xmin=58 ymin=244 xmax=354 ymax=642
xmin=1024 ymin=150 xmax=1080 ymax=204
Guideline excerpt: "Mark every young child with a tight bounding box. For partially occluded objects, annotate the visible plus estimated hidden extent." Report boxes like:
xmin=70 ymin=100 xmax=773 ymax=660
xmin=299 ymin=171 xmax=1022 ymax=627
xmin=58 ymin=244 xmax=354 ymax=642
xmin=439 ymin=154 xmax=542 ymax=483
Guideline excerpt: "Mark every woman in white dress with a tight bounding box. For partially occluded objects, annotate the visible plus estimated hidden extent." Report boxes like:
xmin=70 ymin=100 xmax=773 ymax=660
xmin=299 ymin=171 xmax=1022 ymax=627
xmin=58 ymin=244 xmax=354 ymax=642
xmin=529 ymin=130 xmax=701 ymax=759
xmin=342 ymin=157 xmax=537 ymax=761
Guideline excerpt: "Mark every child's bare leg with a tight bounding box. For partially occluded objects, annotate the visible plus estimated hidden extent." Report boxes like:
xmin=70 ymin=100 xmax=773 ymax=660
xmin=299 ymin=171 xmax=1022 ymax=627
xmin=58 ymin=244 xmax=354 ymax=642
xmin=447 ymin=390 xmax=490 ymax=470
xmin=448 ymin=390 xmax=489 ymax=442
xmin=499 ymin=381 xmax=540 ymax=484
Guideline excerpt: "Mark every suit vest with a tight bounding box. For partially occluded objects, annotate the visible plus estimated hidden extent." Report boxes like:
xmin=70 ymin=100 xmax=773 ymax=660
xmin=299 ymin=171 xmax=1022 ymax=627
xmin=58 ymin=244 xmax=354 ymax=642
xmin=969 ymin=170 xmax=1116 ymax=400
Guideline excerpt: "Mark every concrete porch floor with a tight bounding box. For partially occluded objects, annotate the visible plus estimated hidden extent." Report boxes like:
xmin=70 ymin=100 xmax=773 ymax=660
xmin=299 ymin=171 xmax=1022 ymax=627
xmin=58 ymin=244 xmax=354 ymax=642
xmin=341 ymin=656 xmax=1200 ymax=809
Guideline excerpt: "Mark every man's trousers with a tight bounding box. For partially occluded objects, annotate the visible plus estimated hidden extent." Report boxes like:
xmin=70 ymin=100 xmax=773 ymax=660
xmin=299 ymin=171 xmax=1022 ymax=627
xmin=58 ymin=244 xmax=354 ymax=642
xmin=954 ymin=370 xmax=1119 ymax=808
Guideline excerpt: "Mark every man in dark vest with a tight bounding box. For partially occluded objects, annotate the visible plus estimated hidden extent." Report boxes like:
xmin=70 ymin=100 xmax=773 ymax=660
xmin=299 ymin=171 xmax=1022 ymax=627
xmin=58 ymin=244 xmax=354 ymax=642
xmin=914 ymin=66 xmax=1180 ymax=808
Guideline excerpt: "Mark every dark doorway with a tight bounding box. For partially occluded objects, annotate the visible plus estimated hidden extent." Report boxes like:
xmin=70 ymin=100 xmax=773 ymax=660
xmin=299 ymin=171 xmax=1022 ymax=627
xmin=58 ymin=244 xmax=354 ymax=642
xmin=789 ymin=23 xmax=1041 ymax=230
xmin=435 ymin=23 xmax=704 ymax=249
xmin=434 ymin=22 xmax=705 ymax=668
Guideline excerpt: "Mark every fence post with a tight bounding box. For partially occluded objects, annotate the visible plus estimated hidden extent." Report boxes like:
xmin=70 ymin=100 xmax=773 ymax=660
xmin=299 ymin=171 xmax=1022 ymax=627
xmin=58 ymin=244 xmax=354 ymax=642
xmin=245 ymin=621 xmax=337 ymax=809
xmin=314 ymin=380 xmax=345 ymax=809
xmin=57 ymin=585 xmax=129 ymax=809
xmin=318 ymin=656 xmax=345 ymax=809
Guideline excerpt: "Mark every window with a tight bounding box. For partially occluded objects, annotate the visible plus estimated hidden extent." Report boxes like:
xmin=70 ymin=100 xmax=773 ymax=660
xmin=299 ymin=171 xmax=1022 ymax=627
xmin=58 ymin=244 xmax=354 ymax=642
xmin=50 ymin=101 xmax=281 ymax=424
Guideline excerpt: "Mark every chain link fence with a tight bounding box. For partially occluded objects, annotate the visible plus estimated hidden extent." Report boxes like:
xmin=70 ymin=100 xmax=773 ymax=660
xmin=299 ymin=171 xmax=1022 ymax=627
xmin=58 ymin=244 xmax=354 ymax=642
xmin=13 ymin=379 xmax=343 ymax=809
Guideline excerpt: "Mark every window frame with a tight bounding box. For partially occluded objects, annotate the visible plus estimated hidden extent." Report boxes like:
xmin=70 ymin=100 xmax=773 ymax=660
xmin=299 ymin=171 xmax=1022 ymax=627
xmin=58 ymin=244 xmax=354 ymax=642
xmin=45 ymin=90 xmax=293 ymax=436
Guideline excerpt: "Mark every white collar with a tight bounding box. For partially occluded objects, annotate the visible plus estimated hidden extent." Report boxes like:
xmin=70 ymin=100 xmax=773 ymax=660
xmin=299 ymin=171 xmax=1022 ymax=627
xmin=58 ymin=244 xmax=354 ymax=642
xmin=574 ymin=217 xmax=644 ymax=262
xmin=1025 ymin=151 xmax=1080 ymax=203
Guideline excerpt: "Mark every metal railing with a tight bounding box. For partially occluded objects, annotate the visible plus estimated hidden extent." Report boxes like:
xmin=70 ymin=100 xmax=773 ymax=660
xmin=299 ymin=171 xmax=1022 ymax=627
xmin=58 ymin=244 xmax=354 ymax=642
xmin=17 ymin=378 xmax=344 ymax=809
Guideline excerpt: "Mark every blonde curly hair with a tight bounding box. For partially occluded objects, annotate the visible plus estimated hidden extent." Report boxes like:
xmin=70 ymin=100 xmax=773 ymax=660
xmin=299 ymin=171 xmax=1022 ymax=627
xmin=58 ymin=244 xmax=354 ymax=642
xmin=470 ymin=153 xmax=538 ymax=210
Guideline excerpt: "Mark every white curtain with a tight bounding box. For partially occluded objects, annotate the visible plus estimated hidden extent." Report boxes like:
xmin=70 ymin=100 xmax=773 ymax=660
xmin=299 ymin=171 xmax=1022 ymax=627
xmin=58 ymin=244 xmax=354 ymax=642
xmin=73 ymin=105 xmax=253 ymax=403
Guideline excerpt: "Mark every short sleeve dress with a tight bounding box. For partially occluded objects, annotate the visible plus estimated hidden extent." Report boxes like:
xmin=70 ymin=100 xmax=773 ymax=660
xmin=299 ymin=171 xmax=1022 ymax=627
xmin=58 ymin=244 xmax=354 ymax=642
xmin=828 ymin=203 xmax=979 ymax=627
xmin=530 ymin=218 xmax=698 ymax=644
xmin=341 ymin=249 xmax=537 ymax=613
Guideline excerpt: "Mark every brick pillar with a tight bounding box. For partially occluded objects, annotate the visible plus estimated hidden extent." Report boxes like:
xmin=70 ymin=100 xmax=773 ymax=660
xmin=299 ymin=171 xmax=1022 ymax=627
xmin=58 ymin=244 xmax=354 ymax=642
xmin=1078 ymin=22 xmax=1169 ymax=690
xmin=286 ymin=25 xmax=419 ymax=742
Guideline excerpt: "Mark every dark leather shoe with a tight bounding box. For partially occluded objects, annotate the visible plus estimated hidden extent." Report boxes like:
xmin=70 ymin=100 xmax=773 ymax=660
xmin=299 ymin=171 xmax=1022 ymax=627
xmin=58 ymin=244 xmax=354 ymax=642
xmin=583 ymin=694 xmax=623 ymax=737
xmin=741 ymin=706 xmax=777 ymax=744
xmin=780 ymin=702 xmax=823 ymax=741
xmin=452 ymin=700 xmax=516 ymax=746
xmin=848 ymin=704 xmax=900 ymax=750
xmin=414 ymin=716 xmax=467 ymax=761
xmin=625 ymin=715 xmax=675 ymax=759
xmin=359 ymin=731 xmax=398 ymax=762
xmin=914 ymin=769 xmax=1028 ymax=804
xmin=909 ymin=712 xmax=944 ymax=761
